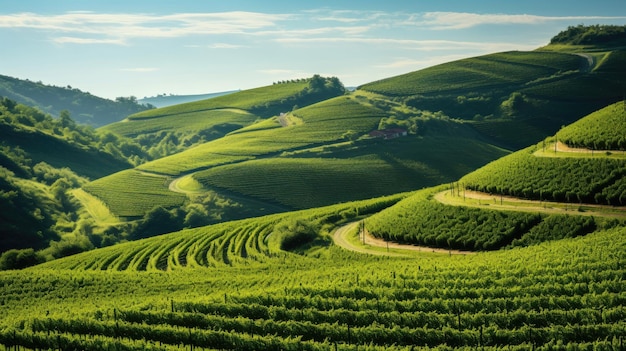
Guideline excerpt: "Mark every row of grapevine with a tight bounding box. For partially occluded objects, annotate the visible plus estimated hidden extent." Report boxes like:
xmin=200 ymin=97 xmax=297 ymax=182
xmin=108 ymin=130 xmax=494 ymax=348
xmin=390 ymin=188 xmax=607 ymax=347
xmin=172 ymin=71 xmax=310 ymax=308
xmin=558 ymin=101 xmax=626 ymax=151
xmin=5 ymin=224 xmax=624 ymax=349
xmin=2 ymin=220 xmax=625 ymax=349
xmin=38 ymin=193 xmax=407 ymax=271
xmin=360 ymin=51 xmax=581 ymax=96
xmin=461 ymin=146 xmax=626 ymax=205
xmin=366 ymin=189 xmax=545 ymax=250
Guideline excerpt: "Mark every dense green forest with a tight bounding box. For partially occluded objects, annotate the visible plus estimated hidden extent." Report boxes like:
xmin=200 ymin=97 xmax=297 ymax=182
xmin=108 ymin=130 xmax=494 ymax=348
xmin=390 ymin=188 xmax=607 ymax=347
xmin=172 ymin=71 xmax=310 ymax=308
xmin=0 ymin=98 xmax=152 ymax=267
xmin=0 ymin=75 xmax=155 ymax=127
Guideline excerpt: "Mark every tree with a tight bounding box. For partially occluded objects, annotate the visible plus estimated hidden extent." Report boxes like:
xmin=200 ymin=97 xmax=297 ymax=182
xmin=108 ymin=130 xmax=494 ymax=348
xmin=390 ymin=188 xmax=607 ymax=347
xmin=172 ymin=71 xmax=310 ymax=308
xmin=58 ymin=110 xmax=76 ymax=128
xmin=0 ymin=249 xmax=45 ymax=270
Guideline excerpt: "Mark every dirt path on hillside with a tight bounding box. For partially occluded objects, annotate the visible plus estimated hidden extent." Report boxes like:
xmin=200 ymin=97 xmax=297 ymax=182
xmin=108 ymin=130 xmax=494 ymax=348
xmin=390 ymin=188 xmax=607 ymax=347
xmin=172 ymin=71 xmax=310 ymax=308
xmin=333 ymin=222 xmax=473 ymax=256
xmin=435 ymin=189 xmax=626 ymax=218
xmin=168 ymin=175 xmax=196 ymax=194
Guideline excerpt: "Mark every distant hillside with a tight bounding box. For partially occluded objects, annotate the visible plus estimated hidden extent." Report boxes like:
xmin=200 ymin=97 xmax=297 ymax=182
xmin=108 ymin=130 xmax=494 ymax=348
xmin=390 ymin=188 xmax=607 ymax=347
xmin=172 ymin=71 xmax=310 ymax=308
xmin=103 ymin=75 xmax=346 ymax=160
xmin=360 ymin=46 xmax=626 ymax=149
xmin=138 ymin=90 xmax=238 ymax=108
xmin=0 ymin=75 xmax=154 ymax=127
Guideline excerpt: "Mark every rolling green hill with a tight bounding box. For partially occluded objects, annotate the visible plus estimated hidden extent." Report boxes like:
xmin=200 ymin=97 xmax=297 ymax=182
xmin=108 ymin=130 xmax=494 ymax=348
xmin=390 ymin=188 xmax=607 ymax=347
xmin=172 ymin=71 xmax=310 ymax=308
xmin=101 ymin=76 xmax=346 ymax=159
xmin=2 ymin=26 xmax=626 ymax=351
xmin=360 ymin=44 xmax=626 ymax=149
xmin=0 ymin=74 xmax=154 ymax=127
xmin=366 ymin=100 xmax=626 ymax=251
xmin=79 ymin=28 xmax=626 ymax=239
xmin=85 ymin=94 xmax=508 ymax=229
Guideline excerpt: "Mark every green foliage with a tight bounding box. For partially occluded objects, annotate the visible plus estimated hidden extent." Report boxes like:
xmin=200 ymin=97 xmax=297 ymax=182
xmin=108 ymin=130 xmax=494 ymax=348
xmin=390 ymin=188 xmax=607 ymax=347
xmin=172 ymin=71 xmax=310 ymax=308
xmin=366 ymin=189 xmax=542 ymax=250
xmin=461 ymin=145 xmax=626 ymax=204
xmin=0 ymin=75 xmax=154 ymax=126
xmin=558 ymin=101 xmax=626 ymax=150
xmin=82 ymin=170 xmax=186 ymax=218
xmin=0 ymin=99 xmax=143 ymax=175
xmin=550 ymin=24 xmax=626 ymax=46
xmin=0 ymin=249 xmax=45 ymax=270
xmin=271 ymin=219 xmax=320 ymax=251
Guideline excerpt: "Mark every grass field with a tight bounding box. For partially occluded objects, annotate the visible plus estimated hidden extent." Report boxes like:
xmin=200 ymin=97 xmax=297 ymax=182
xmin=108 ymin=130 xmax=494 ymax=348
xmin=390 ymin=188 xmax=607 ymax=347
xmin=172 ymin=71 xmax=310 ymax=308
xmin=102 ymin=108 xmax=257 ymax=138
xmin=359 ymin=51 xmax=582 ymax=97
xmin=127 ymin=81 xmax=310 ymax=119
xmin=82 ymin=170 xmax=187 ymax=218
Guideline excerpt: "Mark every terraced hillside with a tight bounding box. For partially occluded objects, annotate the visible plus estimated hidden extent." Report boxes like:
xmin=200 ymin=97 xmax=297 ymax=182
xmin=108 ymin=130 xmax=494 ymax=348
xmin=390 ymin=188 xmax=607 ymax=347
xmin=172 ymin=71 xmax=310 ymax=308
xmin=83 ymin=94 xmax=508 ymax=224
xmin=366 ymin=101 xmax=626 ymax=250
xmin=78 ymin=30 xmax=626 ymax=244
xmin=101 ymin=76 xmax=345 ymax=159
xmin=1 ymin=193 xmax=625 ymax=350
xmin=360 ymin=48 xmax=626 ymax=148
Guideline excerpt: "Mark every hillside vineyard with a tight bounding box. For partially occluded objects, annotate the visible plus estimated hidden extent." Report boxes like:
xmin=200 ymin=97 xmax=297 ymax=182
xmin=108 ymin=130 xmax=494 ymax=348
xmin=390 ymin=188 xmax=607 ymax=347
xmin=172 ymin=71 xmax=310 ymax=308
xmin=1 ymin=25 xmax=626 ymax=350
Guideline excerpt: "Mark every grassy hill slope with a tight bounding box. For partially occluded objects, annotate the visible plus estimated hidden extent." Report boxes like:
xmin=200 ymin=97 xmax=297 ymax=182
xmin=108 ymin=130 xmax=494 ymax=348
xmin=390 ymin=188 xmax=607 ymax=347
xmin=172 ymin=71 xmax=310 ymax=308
xmin=360 ymin=46 xmax=626 ymax=149
xmin=366 ymin=100 xmax=626 ymax=251
xmin=85 ymin=94 xmax=508 ymax=225
xmin=101 ymin=76 xmax=346 ymax=159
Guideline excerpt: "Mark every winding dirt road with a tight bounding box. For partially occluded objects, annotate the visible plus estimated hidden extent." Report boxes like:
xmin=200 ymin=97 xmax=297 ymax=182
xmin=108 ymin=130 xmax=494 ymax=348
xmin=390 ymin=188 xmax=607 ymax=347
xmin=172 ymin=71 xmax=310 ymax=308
xmin=333 ymin=222 xmax=473 ymax=256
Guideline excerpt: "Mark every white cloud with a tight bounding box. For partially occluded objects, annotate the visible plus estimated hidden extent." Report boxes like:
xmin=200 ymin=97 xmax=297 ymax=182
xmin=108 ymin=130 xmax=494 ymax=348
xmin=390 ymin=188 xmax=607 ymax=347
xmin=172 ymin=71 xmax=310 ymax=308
xmin=0 ymin=11 xmax=290 ymax=44
xmin=208 ymin=43 xmax=243 ymax=49
xmin=119 ymin=67 xmax=159 ymax=72
xmin=53 ymin=36 xmax=126 ymax=45
xmin=275 ymin=37 xmax=538 ymax=52
xmin=417 ymin=12 xmax=626 ymax=30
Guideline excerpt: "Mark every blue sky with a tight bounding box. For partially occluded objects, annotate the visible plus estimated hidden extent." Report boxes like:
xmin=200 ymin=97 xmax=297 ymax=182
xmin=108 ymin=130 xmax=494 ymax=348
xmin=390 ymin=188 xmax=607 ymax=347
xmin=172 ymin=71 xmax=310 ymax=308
xmin=2 ymin=0 xmax=625 ymax=100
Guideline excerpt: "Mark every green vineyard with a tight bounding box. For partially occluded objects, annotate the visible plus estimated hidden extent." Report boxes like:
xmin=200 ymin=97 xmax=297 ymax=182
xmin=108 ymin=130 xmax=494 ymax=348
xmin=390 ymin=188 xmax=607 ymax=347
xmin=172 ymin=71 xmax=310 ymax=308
xmin=1 ymin=223 xmax=625 ymax=350
xmin=359 ymin=51 xmax=582 ymax=97
xmin=82 ymin=170 xmax=186 ymax=218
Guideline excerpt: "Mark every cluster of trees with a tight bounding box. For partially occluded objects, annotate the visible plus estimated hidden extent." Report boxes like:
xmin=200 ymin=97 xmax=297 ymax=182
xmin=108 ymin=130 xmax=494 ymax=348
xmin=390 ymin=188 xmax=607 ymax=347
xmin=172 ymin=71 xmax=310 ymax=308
xmin=0 ymin=98 xmax=150 ymax=167
xmin=550 ymin=24 xmax=626 ymax=45
xmin=127 ymin=193 xmax=246 ymax=241
xmin=250 ymin=75 xmax=345 ymax=117
xmin=0 ymin=98 xmax=159 ymax=269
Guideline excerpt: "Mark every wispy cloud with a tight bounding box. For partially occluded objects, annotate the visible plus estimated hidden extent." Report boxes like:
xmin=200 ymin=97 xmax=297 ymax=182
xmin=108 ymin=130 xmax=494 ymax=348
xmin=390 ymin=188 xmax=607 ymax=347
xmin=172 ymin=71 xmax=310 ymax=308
xmin=4 ymin=9 xmax=626 ymax=48
xmin=119 ymin=67 xmax=159 ymax=72
xmin=416 ymin=12 xmax=626 ymax=30
xmin=275 ymin=37 xmax=538 ymax=52
xmin=208 ymin=43 xmax=243 ymax=49
xmin=53 ymin=36 xmax=126 ymax=45
xmin=0 ymin=11 xmax=290 ymax=45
